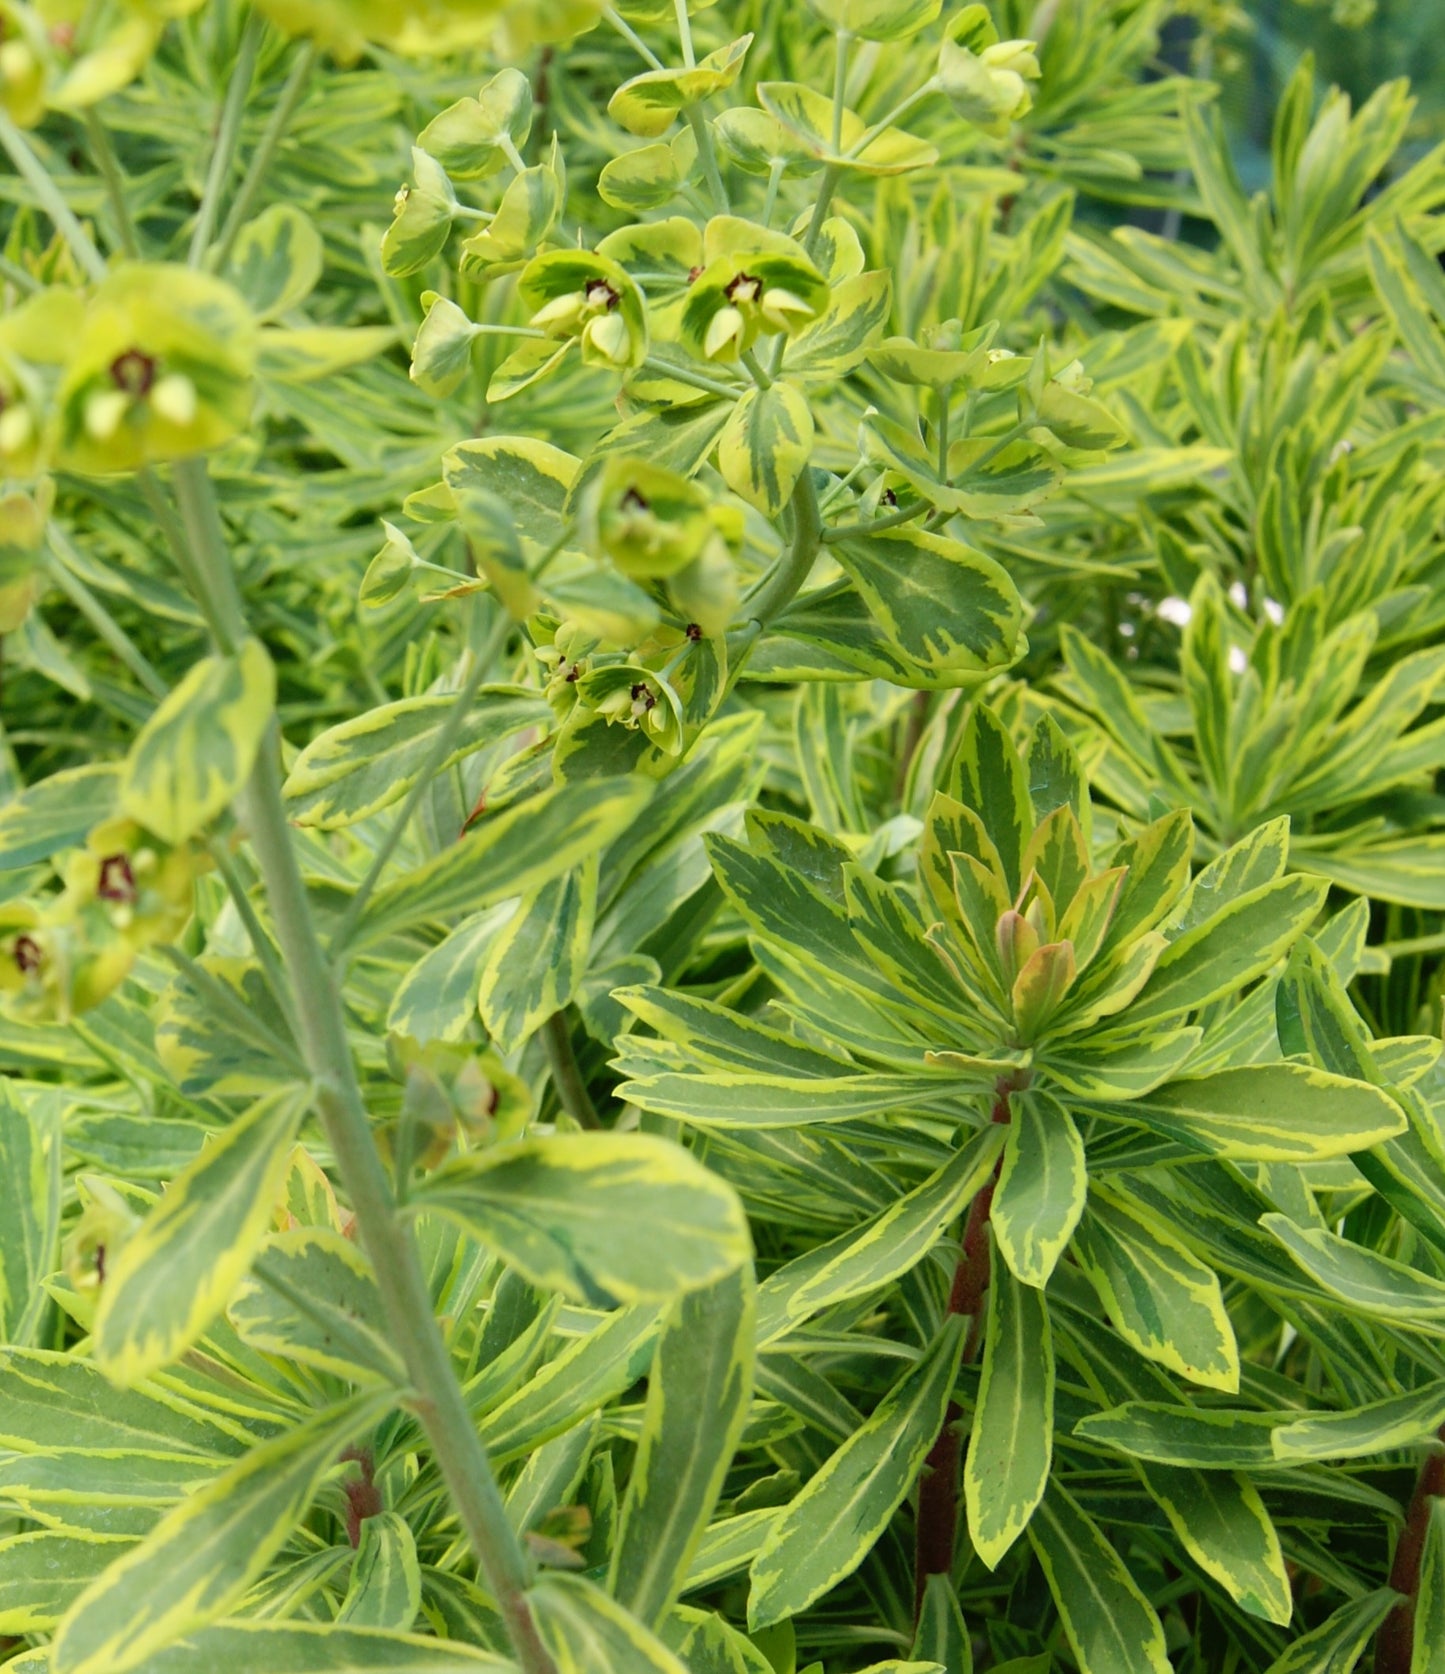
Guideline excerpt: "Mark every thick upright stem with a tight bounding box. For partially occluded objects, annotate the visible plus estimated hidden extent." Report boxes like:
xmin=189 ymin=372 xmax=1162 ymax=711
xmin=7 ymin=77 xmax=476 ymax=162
xmin=174 ymin=468 xmax=557 ymax=1674
xmin=913 ymin=1080 xmax=1017 ymax=1616
xmin=1376 ymin=1429 xmax=1445 ymax=1674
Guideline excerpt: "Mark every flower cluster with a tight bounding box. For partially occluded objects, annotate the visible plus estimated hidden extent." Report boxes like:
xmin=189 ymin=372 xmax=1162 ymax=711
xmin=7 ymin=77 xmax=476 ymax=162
xmin=0 ymin=816 xmax=204 ymax=1021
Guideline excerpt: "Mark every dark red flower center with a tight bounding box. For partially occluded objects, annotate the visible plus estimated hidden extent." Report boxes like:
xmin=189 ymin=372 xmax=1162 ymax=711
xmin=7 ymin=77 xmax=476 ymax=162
xmin=630 ymin=682 xmax=656 ymax=710
xmin=13 ymin=934 xmax=41 ymax=974
xmin=620 ymin=486 xmax=650 ymax=513
xmin=97 ymin=853 xmax=137 ymax=903
xmin=109 ymin=349 xmax=157 ymax=397
xmin=585 ymin=279 xmax=619 ymax=312
xmin=726 ymin=271 xmax=761 ymax=304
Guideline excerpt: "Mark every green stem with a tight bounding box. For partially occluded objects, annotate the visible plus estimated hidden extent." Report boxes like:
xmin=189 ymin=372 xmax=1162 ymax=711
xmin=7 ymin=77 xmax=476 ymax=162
xmin=673 ymin=0 xmax=696 ymax=66
xmin=0 ymin=107 xmax=107 ymax=282
xmin=329 ymin=628 xmax=502 ymax=956
xmin=542 ymin=1010 xmax=601 ymax=1130
xmin=82 ymin=111 xmax=140 ymax=258
xmin=188 ymin=9 xmax=266 ymax=267
xmin=0 ymin=253 xmax=40 ymax=293
xmin=742 ymin=469 xmax=824 ymax=633
xmin=50 ymin=517 xmax=293 ymax=1014
xmin=761 ymin=156 xmax=784 ymax=227
xmin=848 ymin=79 xmax=936 ymax=158
xmin=213 ymin=40 xmax=317 ymax=269
xmin=686 ymin=107 xmax=730 ymax=212
xmin=831 ymin=29 xmax=851 ymax=153
xmin=173 ymin=464 xmax=557 ymax=1674
xmin=801 ymin=162 xmax=842 ymax=260
xmin=821 ymin=498 xmax=929 ymax=542
xmin=603 ymin=6 xmax=666 ymax=69
xmin=640 ymin=354 xmax=743 ymax=399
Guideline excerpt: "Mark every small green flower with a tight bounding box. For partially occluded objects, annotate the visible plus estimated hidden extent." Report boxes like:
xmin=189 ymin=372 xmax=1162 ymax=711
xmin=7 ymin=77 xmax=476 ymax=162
xmin=680 ymin=216 xmax=828 ymax=364
xmin=381 ymin=148 xmax=457 ymax=277
xmin=576 ymin=662 xmax=685 ymax=754
xmin=518 ymin=250 xmax=648 ymax=371
xmin=57 ymin=264 xmax=256 ymax=474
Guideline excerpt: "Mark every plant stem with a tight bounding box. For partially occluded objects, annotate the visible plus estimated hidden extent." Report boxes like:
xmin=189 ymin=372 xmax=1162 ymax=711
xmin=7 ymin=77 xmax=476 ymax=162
xmin=0 ymin=108 xmax=107 ymax=282
xmin=673 ymin=0 xmax=696 ymax=67
xmin=167 ymin=463 xmax=557 ymax=1674
xmin=603 ymin=6 xmax=666 ymax=69
xmin=686 ymin=108 xmax=731 ymax=212
xmin=801 ymin=162 xmax=842 ymax=260
xmin=1376 ymin=1429 xmax=1445 ymax=1674
xmin=188 ymin=9 xmax=266 ymax=266
xmin=213 ymin=40 xmax=317 ymax=269
xmin=743 ymin=469 xmax=823 ymax=631
xmin=822 ymin=500 xmax=929 ymax=542
xmin=912 ymin=1079 xmax=1018 ymax=1617
xmin=83 ymin=111 xmax=140 ymax=258
xmin=831 ymin=29 xmax=850 ymax=152
xmin=543 ymin=1009 xmax=601 ymax=1130
xmin=640 ymin=354 xmax=742 ymax=400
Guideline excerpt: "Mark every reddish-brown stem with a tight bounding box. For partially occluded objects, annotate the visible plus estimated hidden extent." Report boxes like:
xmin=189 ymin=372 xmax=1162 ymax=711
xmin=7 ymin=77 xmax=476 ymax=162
xmin=1376 ymin=1427 xmax=1445 ymax=1673
xmin=913 ymin=1080 xmax=1017 ymax=1617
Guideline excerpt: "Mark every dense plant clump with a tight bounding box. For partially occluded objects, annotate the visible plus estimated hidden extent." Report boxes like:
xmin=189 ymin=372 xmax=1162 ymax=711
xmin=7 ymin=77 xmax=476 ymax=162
xmin=2 ymin=0 xmax=1445 ymax=1670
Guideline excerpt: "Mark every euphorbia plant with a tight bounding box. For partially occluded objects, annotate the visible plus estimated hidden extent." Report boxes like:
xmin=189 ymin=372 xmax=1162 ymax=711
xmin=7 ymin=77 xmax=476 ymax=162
xmin=4 ymin=0 xmax=1445 ymax=1671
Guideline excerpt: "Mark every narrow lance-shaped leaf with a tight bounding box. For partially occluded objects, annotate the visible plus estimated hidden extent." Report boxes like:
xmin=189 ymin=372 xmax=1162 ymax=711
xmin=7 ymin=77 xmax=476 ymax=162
xmin=747 ymin=1313 xmax=966 ymax=1629
xmin=531 ymin=1572 xmax=689 ymax=1674
xmin=1260 ymin=1589 xmax=1398 ymax=1674
xmin=335 ymin=1511 xmax=421 ymax=1632
xmin=283 ymin=686 xmax=549 ymax=829
xmin=755 ymin=1126 xmax=1004 ymax=1342
xmin=52 ymin=1390 xmax=392 ymax=1674
xmin=1073 ymin=1187 xmax=1239 ymax=1392
xmin=415 ymin=1132 xmax=751 ymax=1307
xmin=477 ymin=858 xmax=598 ymax=1054
xmin=992 ymin=1088 xmax=1086 ymax=1287
xmin=228 ymin=1227 xmax=405 ymax=1385
xmin=964 ymin=1237 xmax=1054 ymax=1568
xmin=1027 ymin=1483 xmax=1171 ymax=1674
xmin=93 ymin=1085 xmax=309 ymax=1387
xmin=611 ymin=1266 xmax=756 ymax=1626
xmin=352 ymin=778 xmax=651 ymax=949
xmin=1261 ymin=1212 xmax=1445 ymax=1321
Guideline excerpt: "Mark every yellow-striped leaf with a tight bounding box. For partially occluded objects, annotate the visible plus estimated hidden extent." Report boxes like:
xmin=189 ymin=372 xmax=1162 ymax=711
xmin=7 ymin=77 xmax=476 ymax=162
xmin=0 ymin=1084 xmax=51 ymax=1344
xmin=477 ymin=859 xmax=597 ymax=1053
xmin=0 ymin=763 xmax=118 ymax=870
xmin=1073 ymin=1187 xmax=1239 ymax=1391
xmin=478 ymin=1304 xmax=663 ymax=1464
xmin=1123 ymin=1063 xmax=1404 ymax=1161
xmin=93 ymin=1085 xmax=309 ymax=1386
xmin=352 ymin=777 xmax=650 ymax=949
xmin=120 ymin=638 xmax=275 ymax=844
xmin=387 ymin=908 xmax=508 ymax=1044
xmin=1261 ymin=1213 xmax=1445 ymax=1321
xmin=1027 ymin=1483 xmax=1171 ymax=1674
xmin=229 ymin=1227 xmax=404 ymax=1384
xmin=20 ymin=1620 xmax=513 ymax=1672
xmin=1134 ymin=1463 xmax=1290 ymax=1626
xmin=1273 ymin=1380 xmax=1445 ymax=1462
xmin=834 ymin=530 xmax=1022 ymax=681
xmin=0 ymin=1347 xmax=250 ymax=1458
xmin=1416 ymin=1502 xmax=1445 ymax=1674
xmin=911 ymin=1573 xmax=973 ymax=1674
xmin=336 ymin=1511 xmax=421 ymax=1631
xmin=717 ymin=382 xmax=814 ymax=516
xmin=992 ymin=1089 xmax=1086 ymax=1287
xmin=755 ymin=1126 xmax=1004 ymax=1342
xmin=748 ymin=1315 xmax=965 ymax=1628
xmin=531 ymin=1572 xmax=689 ymax=1673
xmin=283 ymin=686 xmax=548 ymax=829
xmin=0 ymin=1532 xmax=129 ymax=1632
xmin=417 ymin=1132 xmax=750 ymax=1307
xmin=52 ymin=1390 xmax=391 ymax=1674
xmin=965 ymin=1242 xmax=1053 ymax=1568
xmin=1260 ymin=1589 xmax=1397 ymax=1674
xmin=611 ymin=1267 xmax=756 ymax=1626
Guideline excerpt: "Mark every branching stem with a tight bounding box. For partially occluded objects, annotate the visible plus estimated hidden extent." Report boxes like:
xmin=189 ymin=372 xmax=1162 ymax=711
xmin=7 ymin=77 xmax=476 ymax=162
xmin=913 ymin=1077 xmax=1021 ymax=1616
xmin=1376 ymin=1430 xmax=1445 ymax=1674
